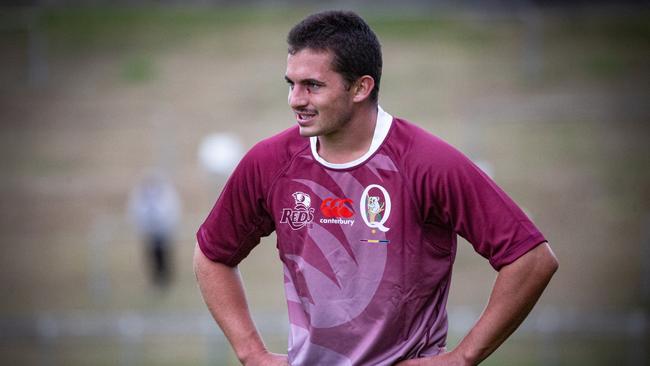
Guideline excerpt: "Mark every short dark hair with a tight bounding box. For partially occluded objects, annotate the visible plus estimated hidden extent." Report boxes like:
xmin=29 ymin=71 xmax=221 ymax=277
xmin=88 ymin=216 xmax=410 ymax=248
xmin=287 ymin=10 xmax=382 ymax=103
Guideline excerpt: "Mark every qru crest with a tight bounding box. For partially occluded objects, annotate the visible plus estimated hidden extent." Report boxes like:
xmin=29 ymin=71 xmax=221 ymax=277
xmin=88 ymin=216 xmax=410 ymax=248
xmin=280 ymin=191 xmax=315 ymax=230
xmin=360 ymin=184 xmax=391 ymax=232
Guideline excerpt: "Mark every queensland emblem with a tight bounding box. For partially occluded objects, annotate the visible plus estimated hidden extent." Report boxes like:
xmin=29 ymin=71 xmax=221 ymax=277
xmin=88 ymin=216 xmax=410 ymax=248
xmin=360 ymin=184 xmax=391 ymax=232
xmin=280 ymin=192 xmax=315 ymax=230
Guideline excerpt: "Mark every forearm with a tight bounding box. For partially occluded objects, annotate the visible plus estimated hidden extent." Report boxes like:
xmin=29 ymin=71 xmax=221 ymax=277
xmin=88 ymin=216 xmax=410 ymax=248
xmin=193 ymin=243 xmax=267 ymax=363
xmin=455 ymin=242 xmax=559 ymax=365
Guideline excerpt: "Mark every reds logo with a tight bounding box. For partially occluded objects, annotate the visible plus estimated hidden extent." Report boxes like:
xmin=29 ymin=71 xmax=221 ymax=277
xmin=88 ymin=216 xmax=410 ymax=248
xmin=320 ymin=198 xmax=354 ymax=218
xmin=280 ymin=192 xmax=315 ymax=230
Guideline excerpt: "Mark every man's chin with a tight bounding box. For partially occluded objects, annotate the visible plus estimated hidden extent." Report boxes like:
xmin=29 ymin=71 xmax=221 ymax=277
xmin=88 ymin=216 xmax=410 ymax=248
xmin=298 ymin=126 xmax=319 ymax=137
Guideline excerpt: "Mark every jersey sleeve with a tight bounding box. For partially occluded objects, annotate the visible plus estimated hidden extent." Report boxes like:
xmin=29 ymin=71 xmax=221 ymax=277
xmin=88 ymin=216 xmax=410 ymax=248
xmin=410 ymin=135 xmax=546 ymax=270
xmin=196 ymin=142 xmax=276 ymax=267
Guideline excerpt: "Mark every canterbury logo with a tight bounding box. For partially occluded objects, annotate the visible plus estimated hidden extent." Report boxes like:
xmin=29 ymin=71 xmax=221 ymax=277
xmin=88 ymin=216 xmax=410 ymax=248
xmin=320 ymin=198 xmax=354 ymax=218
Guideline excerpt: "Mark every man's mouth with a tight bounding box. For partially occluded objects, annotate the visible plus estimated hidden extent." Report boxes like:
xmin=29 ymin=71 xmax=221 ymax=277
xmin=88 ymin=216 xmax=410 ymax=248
xmin=295 ymin=111 xmax=317 ymax=124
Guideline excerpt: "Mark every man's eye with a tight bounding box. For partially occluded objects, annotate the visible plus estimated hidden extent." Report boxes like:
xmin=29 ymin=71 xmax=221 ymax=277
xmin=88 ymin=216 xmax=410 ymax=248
xmin=308 ymin=83 xmax=321 ymax=90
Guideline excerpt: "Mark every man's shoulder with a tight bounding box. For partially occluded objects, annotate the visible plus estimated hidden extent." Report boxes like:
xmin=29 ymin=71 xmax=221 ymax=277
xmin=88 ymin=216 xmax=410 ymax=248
xmin=388 ymin=116 xmax=469 ymax=169
xmin=245 ymin=125 xmax=309 ymax=166
xmin=391 ymin=117 xmax=435 ymax=140
xmin=389 ymin=117 xmax=454 ymax=153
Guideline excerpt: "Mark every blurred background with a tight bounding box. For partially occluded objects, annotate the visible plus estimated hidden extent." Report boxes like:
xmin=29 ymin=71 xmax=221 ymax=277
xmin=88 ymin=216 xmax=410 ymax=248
xmin=1 ymin=0 xmax=649 ymax=365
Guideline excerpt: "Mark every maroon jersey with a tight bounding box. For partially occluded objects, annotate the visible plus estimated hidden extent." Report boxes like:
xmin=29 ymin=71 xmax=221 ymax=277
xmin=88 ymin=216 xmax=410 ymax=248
xmin=197 ymin=107 xmax=546 ymax=365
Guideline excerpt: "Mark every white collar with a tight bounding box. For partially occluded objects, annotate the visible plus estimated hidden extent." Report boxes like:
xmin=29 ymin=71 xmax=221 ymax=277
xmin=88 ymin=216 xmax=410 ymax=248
xmin=310 ymin=106 xmax=393 ymax=169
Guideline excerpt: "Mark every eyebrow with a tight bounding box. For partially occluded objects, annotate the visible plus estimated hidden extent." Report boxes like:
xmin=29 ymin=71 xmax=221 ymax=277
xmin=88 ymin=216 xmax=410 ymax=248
xmin=284 ymin=75 xmax=325 ymax=85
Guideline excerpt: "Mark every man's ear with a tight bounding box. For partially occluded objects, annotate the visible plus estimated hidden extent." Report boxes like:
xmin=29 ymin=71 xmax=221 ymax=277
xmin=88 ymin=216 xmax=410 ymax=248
xmin=352 ymin=75 xmax=375 ymax=103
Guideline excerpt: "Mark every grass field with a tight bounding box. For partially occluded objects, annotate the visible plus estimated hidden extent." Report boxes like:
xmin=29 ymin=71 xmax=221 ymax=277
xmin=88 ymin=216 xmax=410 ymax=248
xmin=0 ymin=4 xmax=649 ymax=365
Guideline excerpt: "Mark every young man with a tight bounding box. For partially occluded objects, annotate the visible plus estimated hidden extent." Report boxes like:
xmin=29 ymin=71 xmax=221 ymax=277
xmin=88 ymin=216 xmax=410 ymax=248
xmin=194 ymin=10 xmax=558 ymax=366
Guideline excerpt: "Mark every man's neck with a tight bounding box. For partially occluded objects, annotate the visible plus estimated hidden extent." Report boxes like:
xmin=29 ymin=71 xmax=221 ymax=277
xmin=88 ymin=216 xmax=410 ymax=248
xmin=317 ymin=104 xmax=378 ymax=164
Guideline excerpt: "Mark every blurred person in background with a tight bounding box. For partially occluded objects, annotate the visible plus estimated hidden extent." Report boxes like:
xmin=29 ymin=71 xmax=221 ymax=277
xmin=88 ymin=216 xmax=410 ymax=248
xmin=129 ymin=170 xmax=181 ymax=288
xmin=194 ymin=10 xmax=558 ymax=366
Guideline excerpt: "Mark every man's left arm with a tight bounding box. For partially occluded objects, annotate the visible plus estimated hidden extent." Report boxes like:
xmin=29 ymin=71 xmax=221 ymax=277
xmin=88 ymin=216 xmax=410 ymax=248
xmin=398 ymin=242 xmax=558 ymax=366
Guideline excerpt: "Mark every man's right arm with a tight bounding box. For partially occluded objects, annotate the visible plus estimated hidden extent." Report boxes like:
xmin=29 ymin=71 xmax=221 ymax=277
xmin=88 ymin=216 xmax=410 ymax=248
xmin=193 ymin=243 xmax=289 ymax=366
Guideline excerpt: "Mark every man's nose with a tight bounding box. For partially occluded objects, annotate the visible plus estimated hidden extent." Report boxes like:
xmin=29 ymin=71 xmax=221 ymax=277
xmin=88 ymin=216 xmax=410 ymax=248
xmin=288 ymin=85 xmax=308 ymax=109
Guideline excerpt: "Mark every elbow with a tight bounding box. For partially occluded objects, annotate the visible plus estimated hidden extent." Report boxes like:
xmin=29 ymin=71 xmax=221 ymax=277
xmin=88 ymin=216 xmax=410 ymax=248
xmin=546 ymin=255 xmax=559 ymax=281
xmin=541 ymin=243 xmax=559 ymax=279
xmin=549 ymin=253 xmax=559 ymax=273
xmin=193 ymin=242 xmax=206 ymax=279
